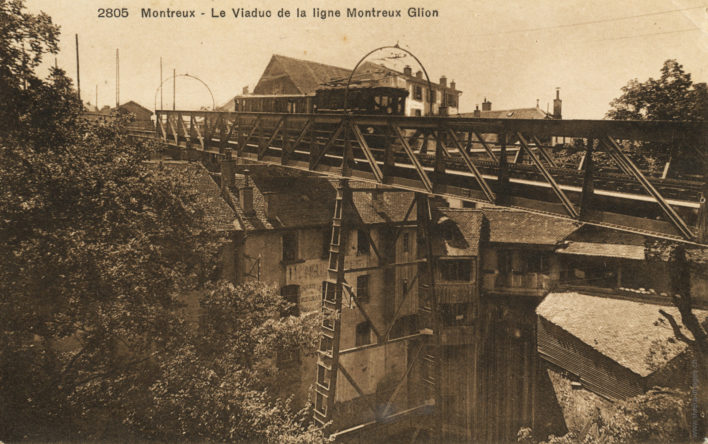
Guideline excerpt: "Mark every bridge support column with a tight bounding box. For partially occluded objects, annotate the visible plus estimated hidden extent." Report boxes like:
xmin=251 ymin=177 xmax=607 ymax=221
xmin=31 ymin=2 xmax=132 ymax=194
xmin=496 ymin=132 xmax=510 ymax=205
xmin=416 ymin=193 xmax=442 ymax=439
xmin=699 ymin=184 xmax=708 ymax=244
xmin=579 ymin=138 xmax=595 ymax=220
xmin=220 ymin=148 xmax=234 ymax=191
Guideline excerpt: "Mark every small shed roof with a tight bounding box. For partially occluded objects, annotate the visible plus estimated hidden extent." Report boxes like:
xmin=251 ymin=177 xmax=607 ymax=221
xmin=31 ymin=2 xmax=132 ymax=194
xmin=556 ymin=242 xmax=645 ymax=260
xmin=482 ymin=209 xmax=580 ymax=246
xmin=537 ymin=291 xmax=708 ymax=377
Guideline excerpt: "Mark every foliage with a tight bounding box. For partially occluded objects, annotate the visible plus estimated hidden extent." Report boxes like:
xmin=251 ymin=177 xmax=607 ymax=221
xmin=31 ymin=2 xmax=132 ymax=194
xmin=606 ymin=59 xmax=707 ymax=166
xmin=589 ymin=388 xmax=689 ymax=444
xmin=525 ymin=388 xmax=690 ymax=444
xmin=0 ymin=1 xmax=325 ymax=442
xmin=607 ymin=59 xmax=707 ymax=122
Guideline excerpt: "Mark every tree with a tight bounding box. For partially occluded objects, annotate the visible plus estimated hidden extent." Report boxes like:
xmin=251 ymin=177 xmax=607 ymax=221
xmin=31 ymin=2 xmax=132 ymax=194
xmin=606 ymin=60 xmax=707 ymax=168
xmin=520 ymin=388 xmax=690 ymax=444
xmin=0 ymin=1 xmax=324 ymax=441
xmin=607 ymin=59 xmax=707 ymax=122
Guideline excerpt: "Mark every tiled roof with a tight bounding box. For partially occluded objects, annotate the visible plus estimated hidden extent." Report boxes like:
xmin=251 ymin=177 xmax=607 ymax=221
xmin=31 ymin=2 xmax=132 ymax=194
xmin=537 ymin=291 xmax=708 ymax=377
xmin=268 ymin=54 xmax=352 ymax=95
xmin=432 ymin=209 xmax=484 ymax=257
xmin=230 ymin=167 xmax=416 ymax=231
xmin=459 ymin=107 xmax=550 ymax=119
xmin=156 ymin=161 xmax=239 ymax=232
xmin=482 ymin=208 xmax=581 ymax=245
xmin=556 ymin=242 xmax=645 ymax=260
xmin=116 ymin=100 xmax=152 ymax=115
xmin=231 ymin=169 xmax=335 ymax=231
xmin=349 ymin=185 xmax=416 ymax=225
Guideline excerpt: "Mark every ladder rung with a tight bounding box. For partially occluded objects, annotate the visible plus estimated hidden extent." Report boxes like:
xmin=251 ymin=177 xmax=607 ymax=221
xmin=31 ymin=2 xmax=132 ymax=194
xmin=314 ymin=388 xmax=330 ymax=398
xmin=316 ymin=382 xmax=330 ymax=392
xmin=318 ymin=350 xmax=333 ymax=359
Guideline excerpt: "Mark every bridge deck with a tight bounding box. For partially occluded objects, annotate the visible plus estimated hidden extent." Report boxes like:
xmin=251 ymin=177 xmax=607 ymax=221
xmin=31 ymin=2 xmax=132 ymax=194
xmin=136 ymin=111 xmax=707 ymax=245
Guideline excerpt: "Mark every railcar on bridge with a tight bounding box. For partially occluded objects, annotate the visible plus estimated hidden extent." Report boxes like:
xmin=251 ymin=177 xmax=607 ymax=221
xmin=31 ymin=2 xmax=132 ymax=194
xmin=234 ymin=85 xmax=408 ymax=116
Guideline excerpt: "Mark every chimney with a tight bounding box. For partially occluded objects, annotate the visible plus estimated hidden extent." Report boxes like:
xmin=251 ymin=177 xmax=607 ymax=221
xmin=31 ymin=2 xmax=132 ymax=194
xmin=474 ymin=104 xmax=481 ymax=118
xmin=415 ymin=70 xmax=423 ymax=79
xmin=403 ymin=65 xmax=412 ymax=76
xmin=263 ymin=192 xmax=278 ymax=220
xmin=439 ymin=75 xmax=447 ymax=87
xmin=371 ymin=188 xmax=385 ymax=213
xmin=220 ymin=148 xmax=235 ymax=190
xmin=242 ymin=85 xmax=249 ymax=95
xmin=553 ymin=88 xmax=562 ymax=119
xmin=450 ymin=80 xmax=456 ymax=90
xmin=482 ymin=97 xmax=492 ymax=111
xmin=239 ymin=169 xmax=254 ymax=215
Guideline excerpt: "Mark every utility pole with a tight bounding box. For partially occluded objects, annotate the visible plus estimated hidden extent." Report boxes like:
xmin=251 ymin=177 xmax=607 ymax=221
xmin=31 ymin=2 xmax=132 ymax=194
xmin=116 ymin=49 xmax=120 ymax=107
xmin=160 ymin=57 xmax=163 ymax=110
xmin=95 ymin=84 xmax=98 ymax=110
xmin=173 ymin=68 xmax=176 ymax=110
xmin=75 ymin=34 xmax=81 ymax=101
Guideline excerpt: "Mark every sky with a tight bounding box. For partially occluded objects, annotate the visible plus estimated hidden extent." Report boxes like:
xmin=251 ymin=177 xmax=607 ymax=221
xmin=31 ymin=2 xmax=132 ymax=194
xmin=24 ymin=0 xmax=708 ymax=119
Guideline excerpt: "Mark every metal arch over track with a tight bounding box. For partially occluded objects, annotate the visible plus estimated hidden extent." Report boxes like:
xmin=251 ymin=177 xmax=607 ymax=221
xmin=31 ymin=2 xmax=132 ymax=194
xmin=146 ymin=110 xmax=707 ymax=245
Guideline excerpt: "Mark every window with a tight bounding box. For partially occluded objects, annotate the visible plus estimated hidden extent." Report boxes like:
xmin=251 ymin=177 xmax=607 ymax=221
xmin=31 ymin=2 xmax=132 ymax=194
xmin=414 ymin=109 xmax=422 ymax=117
xmin=498 ymin=250 xmax=514 ymax=275
xmin=429 ymin=89 xmax=436 ymax=103
xmin=414 ymin=85 xmax=422 ymax=101
xmin=401 ymin=278 xmax=409 ymax=297
xmin=357 ymin=229 xmax=370 ymax=255
xmin=447 ymin=93 xmax=457 ymax=107
xmin=356 ymin=321 xmax=372 ymax=346
xmin=280 ymin=285 xmax=300 ymax=317
xmin=321 ymin=228 xmax=331 ymax=259
xmin=356 ymin=275 xmax=370 ymax=303
xmin=282 ymin=231 xmax=298 ymax=262
xmin=440 ymin=260 xmax=472 ymax=282
xmin=526 ymin=251 xmax=550 ymax=274
xmin=402 ymin=232 xmax=410 ymax=253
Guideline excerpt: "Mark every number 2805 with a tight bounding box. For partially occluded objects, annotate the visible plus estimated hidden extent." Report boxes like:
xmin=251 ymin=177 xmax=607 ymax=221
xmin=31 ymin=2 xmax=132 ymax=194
xmin=98 ymin=8 xmax=129 ymax=18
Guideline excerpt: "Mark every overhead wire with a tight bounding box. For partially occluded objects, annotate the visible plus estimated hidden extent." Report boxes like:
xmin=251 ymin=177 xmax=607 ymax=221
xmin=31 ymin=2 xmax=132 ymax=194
xmin=467 ymin=5 xmax=705 ymax=36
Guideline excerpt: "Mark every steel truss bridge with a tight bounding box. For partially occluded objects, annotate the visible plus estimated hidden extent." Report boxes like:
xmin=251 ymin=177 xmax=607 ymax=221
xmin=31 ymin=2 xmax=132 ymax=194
xmin=143 ymin=110 xmax=707 ymax=245
xmin=130 ymin=110 xmax=707 ymax=439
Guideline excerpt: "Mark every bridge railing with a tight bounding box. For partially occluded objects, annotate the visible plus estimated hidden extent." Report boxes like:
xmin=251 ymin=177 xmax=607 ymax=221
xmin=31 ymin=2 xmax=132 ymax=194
xmin=152 ymin=110 xmax=707 ymax=244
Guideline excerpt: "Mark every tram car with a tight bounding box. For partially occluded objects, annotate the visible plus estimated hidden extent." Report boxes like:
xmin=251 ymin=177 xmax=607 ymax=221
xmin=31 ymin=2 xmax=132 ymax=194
xmin=233 ymin=86 xmax=408 ymax=116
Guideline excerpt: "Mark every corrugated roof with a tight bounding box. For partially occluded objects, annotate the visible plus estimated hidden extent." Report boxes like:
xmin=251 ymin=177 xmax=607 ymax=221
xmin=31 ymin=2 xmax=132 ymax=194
xmin=482 ymin=208 xmax=581 ymax=245
xmin=432 ymin=209 xmax=484 ymax=257
xmin=156 ymin=161 xmax=239 ymax=232
xmin=537 ymin=291 xmax=708 ymax=377
xmin=557 ymin=242 xmax=645 ymax=260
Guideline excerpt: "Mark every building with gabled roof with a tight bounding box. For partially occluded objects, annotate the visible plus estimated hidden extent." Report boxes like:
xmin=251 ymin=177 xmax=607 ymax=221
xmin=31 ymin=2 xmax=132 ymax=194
xmin=253 ymin=54 xmax=352 ymax=95
xmin=223 ymin=163 xmax=419 ymax=417
xmin=231 ymin=53 xmax=462 ymax=116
